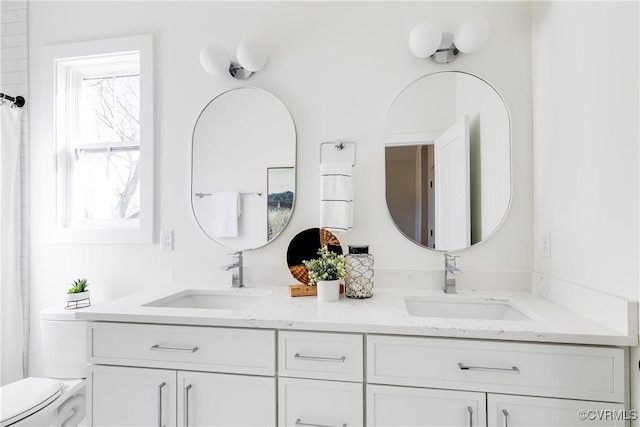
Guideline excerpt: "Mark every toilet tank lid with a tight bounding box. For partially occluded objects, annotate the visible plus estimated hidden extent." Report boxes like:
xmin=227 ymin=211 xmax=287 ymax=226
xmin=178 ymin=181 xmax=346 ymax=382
xmin=0 ymin=377 xmax=63 ymax=425
xmin=40 ymin=306 xmax=86 ymax=321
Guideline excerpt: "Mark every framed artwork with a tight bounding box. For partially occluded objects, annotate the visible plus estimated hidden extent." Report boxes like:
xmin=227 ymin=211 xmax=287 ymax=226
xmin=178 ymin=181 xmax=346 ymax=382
xmin=267 ymin=167 xmax=295 ymax=241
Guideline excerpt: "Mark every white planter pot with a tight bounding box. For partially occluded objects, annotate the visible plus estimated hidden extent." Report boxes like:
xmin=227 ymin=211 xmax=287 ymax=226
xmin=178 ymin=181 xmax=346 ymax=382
xmin=66 ymin=291 xmax=90 ymax=302
xmin=316 ymin=279 xmax=340 ymax=303
xmin=66 ymin=290 xmax=91 ymax=309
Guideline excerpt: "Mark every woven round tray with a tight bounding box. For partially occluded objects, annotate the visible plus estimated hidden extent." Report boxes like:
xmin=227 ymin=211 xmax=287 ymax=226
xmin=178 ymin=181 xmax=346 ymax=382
xmin=286 ymin=228 xmax=343 ymax=285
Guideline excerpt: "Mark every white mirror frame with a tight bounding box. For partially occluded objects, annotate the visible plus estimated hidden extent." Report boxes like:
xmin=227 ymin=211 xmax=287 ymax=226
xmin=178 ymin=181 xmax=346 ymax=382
xmin=384 ymin=71 xmax=512 ymax=252
xmin=191 ymin=87 xmax=297 ymax=250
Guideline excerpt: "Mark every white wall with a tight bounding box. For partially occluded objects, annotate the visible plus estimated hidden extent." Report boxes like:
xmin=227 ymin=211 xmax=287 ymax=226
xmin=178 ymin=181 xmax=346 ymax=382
xmin=1 ymin=0 xmax=29 ymax=377
xmin=531 ymin=3 xmax=639 ymax=421
xmin=28 ymin=1 xmax=533 ymax=376
xmin=532 ymin=1 xmax=639 ymax=301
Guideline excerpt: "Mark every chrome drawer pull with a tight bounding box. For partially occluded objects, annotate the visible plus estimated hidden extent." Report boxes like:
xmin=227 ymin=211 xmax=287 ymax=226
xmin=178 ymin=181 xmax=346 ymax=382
xmin=458 ymin=363 xmax=520 ymax=373
xmin=467 ymin=406 xmax=473 ymax=427
xmin=184 ymin=384 xmax=193 ymax=427
xmin=150 ymin=344 xmax=199 ymax=353
xmin=294 ymin=353 xmax=346 ymax=363
xmin=157 ymin=382 xmax=166 ymax=427
xmin=295 ymin=418 xmax=346 ymax=427
xmin=503 ymin=409 xmax=511 ymax=427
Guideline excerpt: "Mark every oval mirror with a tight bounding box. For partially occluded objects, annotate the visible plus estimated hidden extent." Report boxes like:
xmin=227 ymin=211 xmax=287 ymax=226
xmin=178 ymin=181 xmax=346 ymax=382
xmin=384 ymin=71 xmax=511 ymax=252
xmin=192 ymin=87 xmax=296 ymax=250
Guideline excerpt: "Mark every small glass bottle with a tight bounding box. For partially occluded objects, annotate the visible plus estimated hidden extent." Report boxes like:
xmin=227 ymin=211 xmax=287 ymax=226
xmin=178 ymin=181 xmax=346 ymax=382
xmin=345 ymin=245 xmax=374 ymax=299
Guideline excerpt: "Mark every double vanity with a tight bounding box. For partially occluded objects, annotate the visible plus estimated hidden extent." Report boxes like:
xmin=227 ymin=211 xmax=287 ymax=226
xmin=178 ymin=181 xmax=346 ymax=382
xmin=80 ymin=68 xmax=633 ymax=426
xmin=79 ymin=286 xmax=635 ymax=427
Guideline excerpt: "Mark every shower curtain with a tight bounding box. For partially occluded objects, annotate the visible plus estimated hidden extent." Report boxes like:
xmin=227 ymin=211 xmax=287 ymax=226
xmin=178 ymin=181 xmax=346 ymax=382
xmin=0 ymin=103 xmax=24 ymax=386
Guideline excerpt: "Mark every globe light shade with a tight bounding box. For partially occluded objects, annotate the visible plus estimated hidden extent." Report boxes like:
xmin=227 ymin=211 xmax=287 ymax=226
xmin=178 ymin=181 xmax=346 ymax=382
xmin=200 ymin=43 xmax=231 ymax=76
xmin=454 ymin=17 xmax=490 ymax=54
xmin=236 ymin=39 xmax=267 ymax=72
xmin=408 ymin=22 xmax=442 ymax=58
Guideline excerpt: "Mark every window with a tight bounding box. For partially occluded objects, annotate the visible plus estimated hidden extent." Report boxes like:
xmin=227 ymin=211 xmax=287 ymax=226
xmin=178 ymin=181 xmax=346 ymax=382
xmin=46 ymin=36 xmax=153 ymax=243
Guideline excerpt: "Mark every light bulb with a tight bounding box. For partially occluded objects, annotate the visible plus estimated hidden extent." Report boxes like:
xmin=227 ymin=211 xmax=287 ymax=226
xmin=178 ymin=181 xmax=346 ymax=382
xmin=454 ymin=17 xmax=490 ymax=54
xmin=199 ymin=43 xmax=231 ymax=76
xmin=236 ymin=39 xmax=267 ymax=72
xmin=408 ymin=22 xmax=442 ymax=58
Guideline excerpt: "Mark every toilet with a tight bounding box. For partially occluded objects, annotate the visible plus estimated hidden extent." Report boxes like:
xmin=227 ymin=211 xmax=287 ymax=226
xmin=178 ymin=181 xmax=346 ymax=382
xmin=0 ymin=307 xmax=87 ymax=427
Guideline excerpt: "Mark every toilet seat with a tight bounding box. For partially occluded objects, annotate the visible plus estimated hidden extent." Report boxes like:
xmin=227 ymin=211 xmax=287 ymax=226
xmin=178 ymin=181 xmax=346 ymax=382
xmin=0 ymin=377 xmax=63 ymax=427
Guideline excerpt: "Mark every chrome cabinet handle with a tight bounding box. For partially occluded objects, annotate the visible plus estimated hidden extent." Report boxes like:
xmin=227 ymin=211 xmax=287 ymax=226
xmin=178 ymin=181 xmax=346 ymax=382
xmin=295 ymin=418 xmax=346 ymax=427
xmin=458 ymin=363 xmax=520 ymax=373
xmin=157 ymin=382 xmax=166 ymax=427
xmin=294 ymin=353 xmax=346 ymax=363
xmin=467 ymin=406 xmax=473 ymax=427
xmin=150 ymin=345 xmax=199 ymax=353
xmin=184 ymin=384 xmax=192 ymax=427
xmin=503 ymin=409 xmax=511 ymax=427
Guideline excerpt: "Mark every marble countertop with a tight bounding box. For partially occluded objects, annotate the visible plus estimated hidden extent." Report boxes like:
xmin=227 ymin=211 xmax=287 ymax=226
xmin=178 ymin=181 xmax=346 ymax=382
xmin=77 ymin=286 xmax=638 ymax=347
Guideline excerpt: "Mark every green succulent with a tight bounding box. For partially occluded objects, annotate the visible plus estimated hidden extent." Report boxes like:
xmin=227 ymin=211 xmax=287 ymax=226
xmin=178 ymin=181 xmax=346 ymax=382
xmin=303 ymin=246 xmax=346 ymax=285
xmin=68 ymin=278 xmax=90 ymax=294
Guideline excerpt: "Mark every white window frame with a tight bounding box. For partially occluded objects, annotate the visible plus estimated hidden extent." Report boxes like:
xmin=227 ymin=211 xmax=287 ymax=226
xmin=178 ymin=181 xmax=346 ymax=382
xmin=44 ymin=35 xmax=154 ymax=244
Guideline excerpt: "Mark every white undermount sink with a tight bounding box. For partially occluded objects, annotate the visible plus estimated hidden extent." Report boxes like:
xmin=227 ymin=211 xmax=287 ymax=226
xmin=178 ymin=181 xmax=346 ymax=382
xmin=404 ymin=296 xmax=540 ymax=321
xmin=143 ymin=289 xmax=265 ymax=310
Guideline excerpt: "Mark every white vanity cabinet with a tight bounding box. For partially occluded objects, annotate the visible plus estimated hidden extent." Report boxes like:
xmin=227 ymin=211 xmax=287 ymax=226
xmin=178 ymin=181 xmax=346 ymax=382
xmin=87 ymin=322 xmax=276 ymax=427
xmin=86 ymin=320 xmax=630 ymax=427
xmin=367 ymin=335 xmax=627 ymax=427
xmin=367 ymin=384 xmax=486 ymax=426
xmin=89 ymin=365 xmax=177 ymax=427
xmin=176 ymin=371 xmax=275 ymax=427
xmin=278 ymin=331 xmax=364 ymax=427
xmin=487 ymin=394 xmax=626 ymax=427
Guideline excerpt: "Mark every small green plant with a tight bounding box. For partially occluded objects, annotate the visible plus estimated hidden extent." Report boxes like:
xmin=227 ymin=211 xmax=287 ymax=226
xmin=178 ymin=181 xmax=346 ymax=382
xmin=68 ymin=278 xmax=90 ymax=294
xmin=303 ymin=246 xmax=346 ymax=285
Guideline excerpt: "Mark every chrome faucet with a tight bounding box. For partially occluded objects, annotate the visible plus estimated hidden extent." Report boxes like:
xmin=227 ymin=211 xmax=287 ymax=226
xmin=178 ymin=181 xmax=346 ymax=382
xmin=444 ymin=253 xmax=461 ymax=294
xmin=221 ymin=251 xmax=243 ymax=288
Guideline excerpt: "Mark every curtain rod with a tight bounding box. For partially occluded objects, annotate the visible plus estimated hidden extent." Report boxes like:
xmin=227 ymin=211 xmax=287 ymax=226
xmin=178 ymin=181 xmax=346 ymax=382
xmin=0 ymin=93 xmax=25 ymax=108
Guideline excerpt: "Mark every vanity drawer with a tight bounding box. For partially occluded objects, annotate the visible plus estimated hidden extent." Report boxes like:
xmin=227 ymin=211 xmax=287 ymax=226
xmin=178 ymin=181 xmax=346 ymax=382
xmin=367 ymin=335 xmax=625 ymax=403
xmin=279 ymin=331 xmax=363 ymax=382
xmin=89 ymin=322 xmax=275 ymax=376
xmin=278 ymin=377 xmax=363 ymax=427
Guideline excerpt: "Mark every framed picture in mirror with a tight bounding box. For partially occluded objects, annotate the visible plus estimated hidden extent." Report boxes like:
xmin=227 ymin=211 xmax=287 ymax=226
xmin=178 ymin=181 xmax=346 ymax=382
xmin=267 ymin=167 xmax=295 ymax=241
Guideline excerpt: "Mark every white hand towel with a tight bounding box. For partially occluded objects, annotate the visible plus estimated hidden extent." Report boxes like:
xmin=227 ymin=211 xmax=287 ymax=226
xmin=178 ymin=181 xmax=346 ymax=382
xmin=211 ymin=191 xmax=240 ymax=237
xmin=320 ymin=162 xmax=353 ymax=234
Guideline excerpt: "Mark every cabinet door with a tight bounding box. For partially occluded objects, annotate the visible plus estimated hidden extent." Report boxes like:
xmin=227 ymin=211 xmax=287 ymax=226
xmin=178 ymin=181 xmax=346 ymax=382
xmin=367 ymin=384 xmax=486 ymax=427
xmin=88 ymin=365 xmax=176 ymax=427
xmin=279 ymin=377 xmax=363 ymax=427
xmin=488 ymin=394 xmax=627 ymax=427
xmin=177 ymin=371 xmax=275 ymax=426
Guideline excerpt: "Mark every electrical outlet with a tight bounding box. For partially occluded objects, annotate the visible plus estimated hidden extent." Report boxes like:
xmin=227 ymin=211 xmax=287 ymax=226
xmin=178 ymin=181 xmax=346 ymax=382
xmin=160 ymin=230 xmax=173 ymax=252
xmin=540 ymin=230 xmax=551 ymax=259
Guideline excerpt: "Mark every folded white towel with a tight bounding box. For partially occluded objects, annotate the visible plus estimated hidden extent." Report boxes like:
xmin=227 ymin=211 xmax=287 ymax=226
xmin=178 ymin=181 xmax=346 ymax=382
xmin=320 ymin=162 xmax=353 ymax=234
xmin=211 ymin=191 xmax=240 ymax=237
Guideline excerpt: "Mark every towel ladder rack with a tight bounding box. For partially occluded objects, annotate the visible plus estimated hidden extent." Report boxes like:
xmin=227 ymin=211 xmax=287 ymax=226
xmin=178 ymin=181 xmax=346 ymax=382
xmin=320 ymin=139 xmax=356 ymax=167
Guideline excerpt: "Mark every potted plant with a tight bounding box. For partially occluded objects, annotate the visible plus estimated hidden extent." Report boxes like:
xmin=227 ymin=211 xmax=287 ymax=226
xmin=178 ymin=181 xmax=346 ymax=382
xmin=66 ymin=278 xmax=91 ymax=308
xmin=303 ymin=246 xmax=346 ymax=302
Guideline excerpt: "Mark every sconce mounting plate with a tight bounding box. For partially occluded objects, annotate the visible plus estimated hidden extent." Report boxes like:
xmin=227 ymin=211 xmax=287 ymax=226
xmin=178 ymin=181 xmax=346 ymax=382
xmin=229 ymin=61 xmax=253 ymax=80
xmin=432 ymin=32 xmax=459 ymax=64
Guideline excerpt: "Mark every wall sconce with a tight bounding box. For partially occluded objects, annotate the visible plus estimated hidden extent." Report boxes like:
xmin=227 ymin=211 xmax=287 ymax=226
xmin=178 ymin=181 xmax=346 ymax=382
xmin=408 ymin=17 xmax=489 ymax=63
xmin=200 ymin=39 xmax=267 ymax=80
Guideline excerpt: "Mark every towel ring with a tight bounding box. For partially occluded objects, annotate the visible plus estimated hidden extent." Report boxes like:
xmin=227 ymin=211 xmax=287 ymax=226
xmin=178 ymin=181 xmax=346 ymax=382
xmin=320 ymin=140 xmax=356 ymax=167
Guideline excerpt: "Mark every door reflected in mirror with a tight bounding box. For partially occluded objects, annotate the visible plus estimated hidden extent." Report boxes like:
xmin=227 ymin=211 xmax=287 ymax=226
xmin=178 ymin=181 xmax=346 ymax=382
xmin=192 ymin=87 xmax=296 ymax=250
xmin=385 ymin=71 xmax=511 ymax=252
